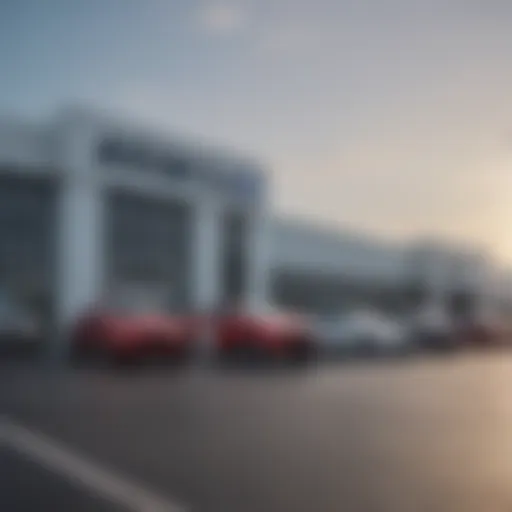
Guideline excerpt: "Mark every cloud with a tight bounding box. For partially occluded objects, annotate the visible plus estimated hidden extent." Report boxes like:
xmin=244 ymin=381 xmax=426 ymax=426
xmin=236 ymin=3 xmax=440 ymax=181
xmin=196 ymin=3 xmax=245 ymax=35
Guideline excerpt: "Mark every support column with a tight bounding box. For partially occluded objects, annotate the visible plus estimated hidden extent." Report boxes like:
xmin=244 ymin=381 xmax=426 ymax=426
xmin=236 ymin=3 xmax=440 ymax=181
xmin=54 ymin=110 xmax=104 ymax=357
xmin=191 ymin=198 xmax=222 ymax=311
xmin=56 ymin=181 xmax=104 ymax=328
xmin=190 ymin=197 xmax=222 ymax=359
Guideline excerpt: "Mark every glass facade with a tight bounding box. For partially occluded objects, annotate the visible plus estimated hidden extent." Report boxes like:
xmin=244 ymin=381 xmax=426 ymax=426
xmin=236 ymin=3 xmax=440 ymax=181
xmin=106 ymin=191 xmax=192 ymax=310
xmin=0 ymin=172 xmax=57 ymax=333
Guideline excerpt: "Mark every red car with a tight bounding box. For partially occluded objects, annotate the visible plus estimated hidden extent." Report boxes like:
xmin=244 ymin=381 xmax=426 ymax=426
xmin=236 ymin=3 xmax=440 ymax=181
xmin=69 ymin=300 xmax=197 ymax=366
xmin=212 ymin=305 xmax=315 ymax=363
xmin=457 ymin=317 xmax=507 ymax=349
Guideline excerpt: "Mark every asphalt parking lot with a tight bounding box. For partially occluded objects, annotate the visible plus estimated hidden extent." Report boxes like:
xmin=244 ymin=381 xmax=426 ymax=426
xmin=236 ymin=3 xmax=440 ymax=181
xmin=2 ymin=353 xmax=512 ymax=512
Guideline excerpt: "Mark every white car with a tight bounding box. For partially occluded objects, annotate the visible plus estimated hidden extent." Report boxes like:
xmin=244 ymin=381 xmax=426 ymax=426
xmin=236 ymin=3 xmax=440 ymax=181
xmin=313 ymin=309 xmax=410 ymax=357
xmin=407 ymin=306 xmax=455 ymax=351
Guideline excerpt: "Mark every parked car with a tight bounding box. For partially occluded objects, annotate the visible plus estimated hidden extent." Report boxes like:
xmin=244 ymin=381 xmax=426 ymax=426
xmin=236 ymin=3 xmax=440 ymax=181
xmin=311 ymin=313 xmax=355 ymax=356
xmin=212 ymin=304 xmax=315 ymax=363
xmin=0 ymin=290 xmax=42 ymax=356
xmin=69 ymin=295 xmax=197 ymax=366
xmin=456 ymin=313 xmax=508 ymax=349
xmin=407 ymin=306 xmax=456 ymax=351
xmin=312 ymin=309 xmax=410 ymax=358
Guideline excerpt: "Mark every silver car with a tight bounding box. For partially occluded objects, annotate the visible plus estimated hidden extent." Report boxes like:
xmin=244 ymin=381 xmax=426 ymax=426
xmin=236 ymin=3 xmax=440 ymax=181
xmin=407 ymin=306 xmax=456 ymax=351
xmin=313 ymin=309 xmax=410 ymax=358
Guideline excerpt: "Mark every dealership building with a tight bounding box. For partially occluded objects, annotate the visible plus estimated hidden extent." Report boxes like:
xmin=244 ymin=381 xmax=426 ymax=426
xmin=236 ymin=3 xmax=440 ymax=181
xmin=0 ymin=105 xmax=510 ymax=347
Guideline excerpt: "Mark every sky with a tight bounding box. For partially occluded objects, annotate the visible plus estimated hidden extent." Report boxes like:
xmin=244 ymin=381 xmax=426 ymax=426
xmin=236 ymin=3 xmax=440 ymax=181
xmin=2 ymin=0 xmax=512 ymax=262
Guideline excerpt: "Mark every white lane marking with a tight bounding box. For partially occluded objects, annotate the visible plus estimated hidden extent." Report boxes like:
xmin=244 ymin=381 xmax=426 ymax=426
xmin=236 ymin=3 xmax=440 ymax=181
xmin=0 ymin=416 xmax=187 ymax=512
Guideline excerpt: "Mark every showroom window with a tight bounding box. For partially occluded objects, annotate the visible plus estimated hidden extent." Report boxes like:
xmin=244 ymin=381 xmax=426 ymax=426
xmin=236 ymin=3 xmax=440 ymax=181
xmin=106 ymin=191 xmax=192 ymax=310
xmin=221 ymin=210 xmax=249 ymax=304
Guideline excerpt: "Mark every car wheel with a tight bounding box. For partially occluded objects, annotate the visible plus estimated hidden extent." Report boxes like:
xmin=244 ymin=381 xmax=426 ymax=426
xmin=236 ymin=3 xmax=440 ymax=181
xmin=353 ymin=338 xmax=377 ymax=358
xmin=165 ymin=345 xmax=193 ymax=368
xmin=222 ymin=342 xmax=266 ymax=365
xmin=109 ymin=349 xmax=140 ymax=368
xmin=420 ymin=333 xmax=455 ymax=354
xmin=70 ymin=341 xmax=118 ymax=370
xmin=287 ymin=341 xmax=314 ymax=365
xmin=69 ymin=343 xmax=98 ymax=366
xmin=68 ymin=344 xmax=84 ymax=365
xmin=218 ymin=344 xmax=242 ymax=364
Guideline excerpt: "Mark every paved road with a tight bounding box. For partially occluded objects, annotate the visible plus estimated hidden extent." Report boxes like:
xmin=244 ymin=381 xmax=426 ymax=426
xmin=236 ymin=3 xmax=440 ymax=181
xmin=1 ymin=445 xmax=127 ymax=512
xmin=2 ymin=354 xmax=512 ymax=511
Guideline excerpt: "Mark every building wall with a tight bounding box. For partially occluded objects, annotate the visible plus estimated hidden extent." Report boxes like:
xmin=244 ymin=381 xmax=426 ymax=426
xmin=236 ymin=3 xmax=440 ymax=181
xmin=266 ymin=219 xmax=410 ymax=312
xmin=0 ymin=105 xmax=510 ymax=338
xmin=52 ymin=106 xmax=269 ymax=327
xmin=266 ymin=222 xmax=504 ymax=317
xmin=268 ymin=219 xmax=408 ymax=285
xmin=0 ymin=106 xmax=270 ymax=351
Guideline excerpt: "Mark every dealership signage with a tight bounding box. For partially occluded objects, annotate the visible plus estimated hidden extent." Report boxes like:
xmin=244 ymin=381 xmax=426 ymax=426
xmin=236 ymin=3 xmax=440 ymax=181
xmin=97 ymin=135 xmax=263 ymax=204
xmin=98 ymin=137 xmax=190 ymax=180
